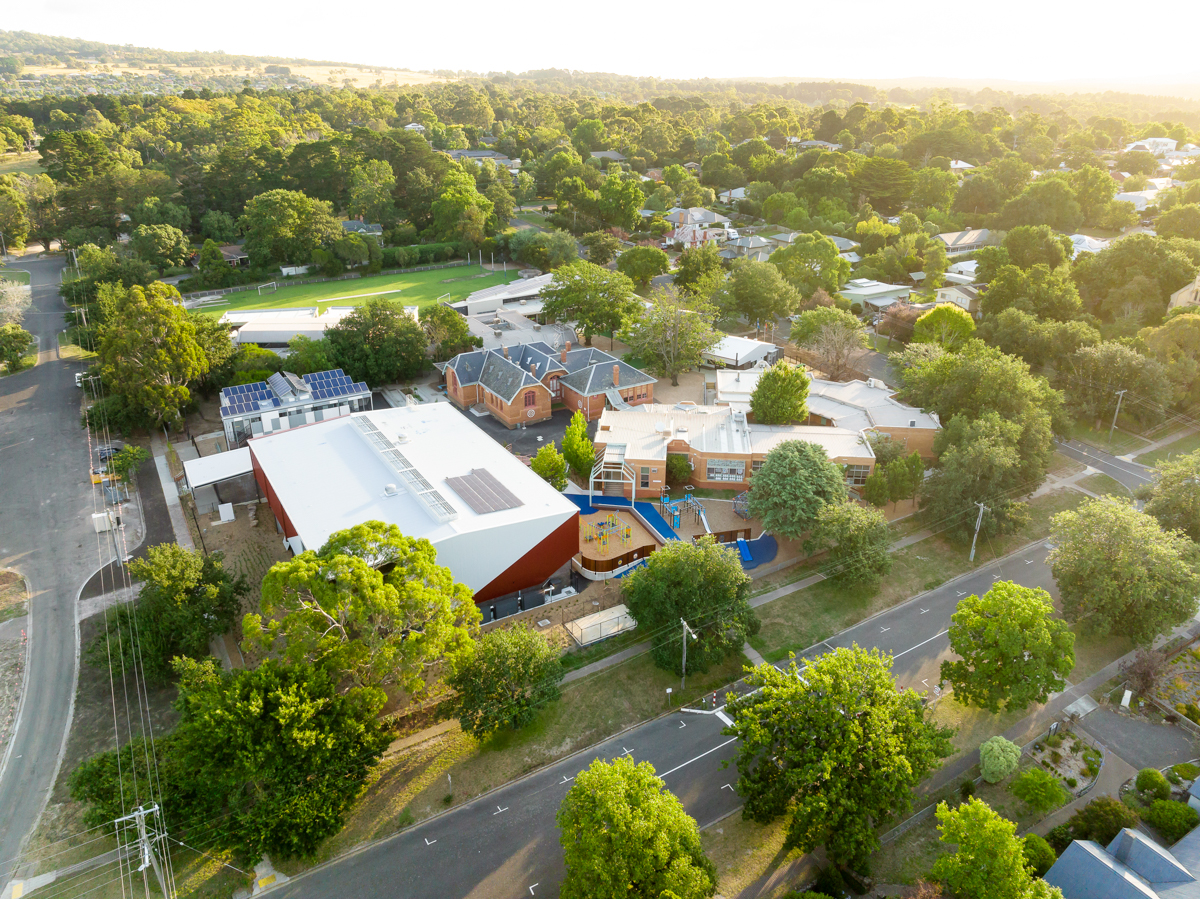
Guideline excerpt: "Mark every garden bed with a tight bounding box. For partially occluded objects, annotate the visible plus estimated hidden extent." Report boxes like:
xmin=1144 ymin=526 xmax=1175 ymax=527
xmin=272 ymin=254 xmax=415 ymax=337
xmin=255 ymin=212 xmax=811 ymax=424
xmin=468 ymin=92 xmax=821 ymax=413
xmin=1027 ymin=729 xmax=1102 ymax=795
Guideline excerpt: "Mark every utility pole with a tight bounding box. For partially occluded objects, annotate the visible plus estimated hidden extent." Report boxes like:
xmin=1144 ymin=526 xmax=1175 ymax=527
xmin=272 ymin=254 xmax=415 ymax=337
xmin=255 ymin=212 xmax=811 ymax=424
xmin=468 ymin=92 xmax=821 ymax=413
xmin=680 ymin=618 xmax=697 ymax=693
xmin=114 ymin=805 xmax=171 ymax=899
xmin=968 ymin=502 xmax=990 ymax=563
xmin=1109 ymin=389 xmax=1128 ymax=444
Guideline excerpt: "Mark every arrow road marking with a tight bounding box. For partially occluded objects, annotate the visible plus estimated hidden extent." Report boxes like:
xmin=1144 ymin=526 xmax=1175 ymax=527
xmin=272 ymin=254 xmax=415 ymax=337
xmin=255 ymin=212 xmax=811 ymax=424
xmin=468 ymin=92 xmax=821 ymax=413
xmin=529 ymin=884 xmax=539 ymax=895
xmin=920 ymin=608 xmax=929 ymax=614
xmin=494 ymin=806 xmax=508 ymax=815
xmin=679 ymin=721 xmax=686 ymax=728
xmin=722 ymin=784 xmax=734 ymax=791
xmin=956 ymin=591 xmax=966 ymax=596
xmin=621 ymin=747 xmax=632 ymax=756
xmin=1025 ymin=559 xmax=1034 ymax=564
xmin=425 ymin=838 xmax=436 ymax=845
xmin=922 ymin=679 xmax=929 ymax=686
xmin=880 ymin=626 xmax=890 ymax=633
xmin=560 ymin=775 xmax=574 ymax=784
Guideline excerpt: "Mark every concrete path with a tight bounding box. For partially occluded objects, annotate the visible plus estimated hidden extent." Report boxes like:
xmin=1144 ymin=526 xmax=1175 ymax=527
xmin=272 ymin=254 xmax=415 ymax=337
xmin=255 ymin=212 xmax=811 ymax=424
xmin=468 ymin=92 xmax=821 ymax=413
xmin=1120 ymin=426 xmax=1197 ymax=463
xmin=149 ymin=434 xmax=194 ymax=551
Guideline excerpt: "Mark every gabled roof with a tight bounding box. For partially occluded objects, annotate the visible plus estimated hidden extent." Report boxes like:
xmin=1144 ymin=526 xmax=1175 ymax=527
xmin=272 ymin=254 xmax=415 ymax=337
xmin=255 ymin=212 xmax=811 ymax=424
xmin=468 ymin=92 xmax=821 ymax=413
xmin=936 ymin=229 xmax=991 ymax=249
xmin=477 ymin=353 xmax=546 ymax=404
xmin=446 ymin=344 xmax=655 ymax=401
xmin=590 ymin=150 xmax=627 ymax=161
xmin=1045 ymin=829 xmax=1200 ymax=899
xmin=559 ymin=357 xmax=655 ymax=395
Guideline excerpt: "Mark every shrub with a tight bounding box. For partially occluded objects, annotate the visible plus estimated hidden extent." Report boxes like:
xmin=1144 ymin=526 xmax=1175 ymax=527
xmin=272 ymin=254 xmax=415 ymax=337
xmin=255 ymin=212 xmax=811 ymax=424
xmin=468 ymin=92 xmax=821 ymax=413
xmin=1067 ymin=796 xmax=1141 ymax=845
xmin=812 ymin=865 xmax=845 ymax=897
xmin=1022 ymin=833 xmax=1057 ymax=877
xmin=1066 ymin=777 xmax=1078 ymax=788
xmin=980 ymin=736 xmax=1021 ymax=783
xmin=1045 ymin=734 xmax=1064 ymax=749
xmin=1169 ymin=770 xmax=1183 ymax=785
xmin=1146 ymin=800 xmax=1200 ymax=842
xmin=1070 ymin=742 xmax=1082 ymax=754
xmin=1174 ymin=763 xmax=1200 ymax=781
xmin=1047 ymin=824 xmax=1073 ymax=854
xmin=1051 ymin=750 xmax=1063 ymax=764
xmin=960 ymin=779 xmax=976 ymax=799
xmin=1011 ymin=767 xmax=1069 ymax=813
xmin=1137 ymin=768 xmax=1172 ymax=802
xmin=666 ymin=454 xmax=692 ymax=485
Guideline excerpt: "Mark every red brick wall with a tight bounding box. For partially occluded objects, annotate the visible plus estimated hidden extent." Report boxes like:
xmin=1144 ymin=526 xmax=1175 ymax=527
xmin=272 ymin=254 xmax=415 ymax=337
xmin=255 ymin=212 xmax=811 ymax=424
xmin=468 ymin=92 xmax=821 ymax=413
xmin=484 ymin=385 xmax=553 ymax=428
xmin=250 ymin=446 xmax=298 ymax=540
xmin=474 ymin=512 xmax=580 ymax=602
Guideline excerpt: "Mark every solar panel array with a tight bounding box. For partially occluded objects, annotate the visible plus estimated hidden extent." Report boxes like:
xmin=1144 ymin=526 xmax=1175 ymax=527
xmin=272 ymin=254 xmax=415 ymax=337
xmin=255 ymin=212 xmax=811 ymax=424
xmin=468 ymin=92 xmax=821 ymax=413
xmin=445 ymin=469 xmax=524 ymax=515
xmin=220 ymin=369 xmax=369 ymax=418
xmin=220 ymin=381 xmax=279 ymax=417
xmin=304 ymin=369 xmax=371 ymax=402
xmin=352 ymin=416 xmax=459 ymax=523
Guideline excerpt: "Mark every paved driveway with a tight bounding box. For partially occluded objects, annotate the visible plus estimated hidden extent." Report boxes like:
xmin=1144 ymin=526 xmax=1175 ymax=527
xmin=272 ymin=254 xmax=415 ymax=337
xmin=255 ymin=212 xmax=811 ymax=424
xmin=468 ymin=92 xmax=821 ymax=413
xmin=1081 ymin=707 xmax=1198 ymax=771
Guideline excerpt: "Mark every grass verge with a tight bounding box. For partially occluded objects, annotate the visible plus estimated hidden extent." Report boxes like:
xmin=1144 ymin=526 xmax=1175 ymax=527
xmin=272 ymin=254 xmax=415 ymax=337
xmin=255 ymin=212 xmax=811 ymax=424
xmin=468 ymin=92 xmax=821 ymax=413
xmin=1 ymin=269 xmax=31 ymax=285
xmin=1067 ymin=421 xmax=1149 ymax=456
xmin=1048 ymin=451 xmax=1086 ymax=478
xmin=1137 ymin=430 xmax=1200 ymax=467
xmin=1077 ymin=472 xmax=1130 ymax=497
xmin=748 ymin=491 xmax=1084 ymax=662
xmin=0 ymin=152 xmax=43 ymax=177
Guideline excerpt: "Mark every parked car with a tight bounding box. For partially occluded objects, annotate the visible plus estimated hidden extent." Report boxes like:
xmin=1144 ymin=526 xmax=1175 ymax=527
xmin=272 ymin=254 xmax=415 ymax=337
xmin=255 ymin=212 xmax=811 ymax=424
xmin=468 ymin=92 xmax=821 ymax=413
xmin=97 ymin=443 xmax=124 ymax=461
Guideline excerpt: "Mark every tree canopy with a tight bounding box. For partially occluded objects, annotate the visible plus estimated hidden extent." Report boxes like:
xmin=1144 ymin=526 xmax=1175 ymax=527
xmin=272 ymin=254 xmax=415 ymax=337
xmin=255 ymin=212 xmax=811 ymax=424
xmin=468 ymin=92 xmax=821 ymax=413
xmin=325 ymin=298 xmax=426 ymax=385
xmin=747 ymin=440 xmax=847 ymax=539
xmin=749 ymin=360 xmax=809 ymax=424
xmin=539 ymin=261 xmax=639 ymax=345
xmin=619 ymin=287 xmax=720 ymax=386
xmin=449 ymin=624 xmax=563 ymax=738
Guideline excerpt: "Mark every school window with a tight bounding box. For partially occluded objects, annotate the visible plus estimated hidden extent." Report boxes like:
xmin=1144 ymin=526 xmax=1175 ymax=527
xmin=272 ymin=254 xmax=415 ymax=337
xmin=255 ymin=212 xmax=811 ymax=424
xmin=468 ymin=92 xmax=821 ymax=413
xmin=845 ymin=465 xmax=871 ymax=487
xmin=640 ymin=467 xmax=650 ymax=488
xmin=706 ymin=459 xmax=746 ymax=482
xmin=524 ymin=391 xmax=536 ymax=407
xmin=752 ymin=459 xmax=764 ymax=472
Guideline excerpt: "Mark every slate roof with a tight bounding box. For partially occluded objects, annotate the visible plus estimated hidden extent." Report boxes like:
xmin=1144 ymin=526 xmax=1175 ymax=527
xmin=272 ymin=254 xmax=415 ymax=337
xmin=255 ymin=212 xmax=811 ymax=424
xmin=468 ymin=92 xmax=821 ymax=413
xmin=1044 ymin=829 xmax=1200 ymax=899
xmin=446 ymin=344 xmax=654 ymax=401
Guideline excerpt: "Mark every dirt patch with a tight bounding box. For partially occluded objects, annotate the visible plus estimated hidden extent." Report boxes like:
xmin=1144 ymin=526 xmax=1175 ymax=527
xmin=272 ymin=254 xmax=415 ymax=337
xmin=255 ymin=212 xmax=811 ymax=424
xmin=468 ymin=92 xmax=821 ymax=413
xmin=190 ymin=500 xmax=291 ymax=615
xmin=0 ymin=569 xmax=27 ymax=623
xmin=0 ymin=639 xmax=26 ymax=763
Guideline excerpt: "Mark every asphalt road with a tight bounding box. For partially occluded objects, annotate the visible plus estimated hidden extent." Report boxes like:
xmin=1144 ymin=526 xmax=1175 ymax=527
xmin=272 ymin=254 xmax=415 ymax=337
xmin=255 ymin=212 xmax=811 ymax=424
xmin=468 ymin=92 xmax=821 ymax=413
xmin=0 ymin=255 xmax=113 ymax=882
xmin=1054 ymin=438 xmax=1155 ymax=493
xmin=274 ymin=540 xmax=1058 ymax=899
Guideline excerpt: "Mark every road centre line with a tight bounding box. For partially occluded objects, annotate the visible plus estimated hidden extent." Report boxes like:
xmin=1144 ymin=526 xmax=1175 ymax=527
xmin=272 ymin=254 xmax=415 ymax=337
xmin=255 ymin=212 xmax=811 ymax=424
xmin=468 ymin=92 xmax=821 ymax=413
xmin=658 ymin=738 xmax=739 ymax=779
xmin=891 ymin=629 xmax=951 ymax=661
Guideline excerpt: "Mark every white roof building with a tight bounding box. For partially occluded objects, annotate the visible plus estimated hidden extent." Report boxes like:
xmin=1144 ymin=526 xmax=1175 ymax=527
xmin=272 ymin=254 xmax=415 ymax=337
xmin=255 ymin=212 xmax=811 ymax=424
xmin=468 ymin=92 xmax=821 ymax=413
xmin=948 ymin=259 xmax=978 ymax=277
xmin=248 ymin=404 xmax=580 ymax=602
xmin=702 ymin=335 xmax=780 ymax=369
xmin=220 ymin=307 xmax=358 ymax=348
xmin=1114 ymin=190 xmax=1159 ymax=212
xmin=935 ymin=229 xmax=992 ymax=255
xmin=840 ymin=278 xmax=911 ymax=311
xmin=1070 ymin=233 xmax=1110 ymax=258
xmin=664 ymin=207 xmax=732 ymax=227
xmin=1124 ymin=137 xmax=1177 ymax=156
xmin=451 ymin=273 xmax=554 ymax=317
xmin=949 ymin=159 xmax=975 ymax=174
xmin=806 ymin=376 xmax=940 ymax=432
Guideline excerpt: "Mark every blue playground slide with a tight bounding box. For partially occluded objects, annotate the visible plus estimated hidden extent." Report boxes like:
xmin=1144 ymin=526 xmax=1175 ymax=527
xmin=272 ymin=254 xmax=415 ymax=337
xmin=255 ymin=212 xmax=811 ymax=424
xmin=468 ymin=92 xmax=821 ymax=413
xmin=735 ymin=538 xmax=752 ymax=561
xmin=698 ymin=507 xmax=711 ymax=534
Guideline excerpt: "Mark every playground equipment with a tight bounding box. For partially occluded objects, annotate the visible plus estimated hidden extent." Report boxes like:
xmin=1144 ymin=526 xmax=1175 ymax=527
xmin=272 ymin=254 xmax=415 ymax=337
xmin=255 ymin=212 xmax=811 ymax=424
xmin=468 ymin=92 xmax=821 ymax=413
xmin=583 ymin=512 xmax=633 ymax=549
xmin=733 ymin=491 xmax=750 ymax=520
xmin=658 ymin=487 xmax=711 ymax=534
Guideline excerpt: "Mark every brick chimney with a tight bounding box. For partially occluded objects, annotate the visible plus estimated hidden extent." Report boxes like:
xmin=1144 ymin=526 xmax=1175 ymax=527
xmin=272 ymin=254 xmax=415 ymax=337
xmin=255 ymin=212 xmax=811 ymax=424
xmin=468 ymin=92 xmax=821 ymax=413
xmin=502 ymin=346 xmax=509 ymax=359
xmin=560 ymin=346 xmax=567 ymax=364
xmin=530 ymin=363 xmax=537 ymax=376
xmin=612 ymin=364 xmax=620 ymax=387
xmin=565 ymin=340 xmax=571 ymax=352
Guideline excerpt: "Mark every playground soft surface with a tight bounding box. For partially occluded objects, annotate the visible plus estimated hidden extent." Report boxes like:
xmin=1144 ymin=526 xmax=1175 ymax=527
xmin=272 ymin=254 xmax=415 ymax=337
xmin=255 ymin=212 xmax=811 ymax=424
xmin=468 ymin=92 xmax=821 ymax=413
xmin=198 ymin=266 xmax=523 ymax=315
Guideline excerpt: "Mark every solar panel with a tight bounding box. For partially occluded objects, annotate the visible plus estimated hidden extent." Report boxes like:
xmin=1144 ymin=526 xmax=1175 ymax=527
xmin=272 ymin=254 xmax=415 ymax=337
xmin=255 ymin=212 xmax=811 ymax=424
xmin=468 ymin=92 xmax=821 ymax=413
xmin=444 ymin=469 xmax=524 ymax=515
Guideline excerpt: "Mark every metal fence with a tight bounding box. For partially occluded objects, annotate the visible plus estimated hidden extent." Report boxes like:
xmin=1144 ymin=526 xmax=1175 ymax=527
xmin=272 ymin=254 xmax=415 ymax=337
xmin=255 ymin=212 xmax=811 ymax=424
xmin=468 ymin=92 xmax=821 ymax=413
xmin=179 ymin=260 xmax=472 ymax=304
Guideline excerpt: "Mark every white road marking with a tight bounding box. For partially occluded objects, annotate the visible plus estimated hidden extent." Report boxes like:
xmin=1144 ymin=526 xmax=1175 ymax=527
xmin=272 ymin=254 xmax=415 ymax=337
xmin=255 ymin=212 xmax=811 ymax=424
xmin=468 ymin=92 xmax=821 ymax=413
xmin=658 ymin=737 xmax=739 ymax=779
xmin=920 ymin=608 xmax=929 ymax=614
xmin=529 ymin=884 xmax=539 ymax=895
xmin=892 ymin=629 xmax=951 ymax=660
xmin=921 ymin=679 xmax=929 ymax=687
xmin=621 ymin=747 xmax=632 ymax=756
xmin=956 ymin=591 xmax=966 ymax=596
xmin=425 ymin=838 xmax=436 ymax=845
xmin=722 ymin=783 xmax=734 ymax=791
xmin=1025 ymin=559 xmax=1034 ymax=564
xmin=716 ymin=710 xmax=733 ymax=726
xmin=679 ymin=721 xmax=686 ymax=728
xmin=880 ymin=626 xmax=890 ymax=633
xmin=494 ymin=806 xmax=508 ymax=815
xmin=560 ymin=775 xmax=573 ymax=784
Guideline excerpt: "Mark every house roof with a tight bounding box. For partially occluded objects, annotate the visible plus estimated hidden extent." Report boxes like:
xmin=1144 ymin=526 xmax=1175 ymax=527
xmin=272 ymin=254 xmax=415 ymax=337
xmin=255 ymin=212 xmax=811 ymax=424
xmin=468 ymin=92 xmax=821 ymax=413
xmin=590 ymin=150 xmax=627 ymax=161
xmin=826 ymin=235 xmax=860 ymax=252
xmin=446 ymin=344 xmax=653 ymax=400
xmin=341 ymin=220 xmax=383 ymax=235
xmin=936 ymin=229 xmax=991 ymax=249
xmin=664 ymin=206 xmax=731 ymax=226
xmin=703 ymin=335 xmax=777 ymax=365
xmin=841 ymin=279 xmax=912 ymax=300
xmin=1045 ymin=829 xmax=1200 ymax=899
xmin=940 ymin=284 xmax=981 ymax=300
xmin=219 ymin=368 xmax=370 ymax=420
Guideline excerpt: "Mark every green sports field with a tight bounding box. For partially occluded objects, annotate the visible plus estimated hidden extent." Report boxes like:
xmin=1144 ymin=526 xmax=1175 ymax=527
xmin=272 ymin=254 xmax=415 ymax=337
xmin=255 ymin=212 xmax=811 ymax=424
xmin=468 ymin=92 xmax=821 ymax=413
xmin=196 ymin=265 xmax=523 ymax=316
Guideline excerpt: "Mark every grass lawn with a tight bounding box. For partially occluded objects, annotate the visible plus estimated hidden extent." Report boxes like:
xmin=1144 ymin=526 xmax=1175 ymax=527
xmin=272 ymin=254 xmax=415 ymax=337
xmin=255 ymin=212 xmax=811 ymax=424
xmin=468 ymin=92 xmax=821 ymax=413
xmin=292 ymin=650 xmax=751 ymax=870
xmin=0 ymin=269 xmax=31 ymax=285
xmin=702 ymin=814 xmax=813 ymax=899
xmin=1077 ymin=472 xmax=1131 ymax=497
xmin=748 ymin=491 xmax=1084 ymax=662
xmin=1048 ymin=451 xmax=1086 ymax=478
xmin=514 ymin=211 xmax=548 ymax=228
xmin=0 ymin=335 xmax=37 ymax=377
xmin=0 ymin=151 xmax=43 ymax=177
xmin=197 ymin=266 xmax=522 ymax=316
xmin=1137 ymin=430 xmax=1200 ymax=466
xmin=1067 ymin=420 xmax=1150 ymax=456
xmin=868 ymin=332 xmax=902 ymax=355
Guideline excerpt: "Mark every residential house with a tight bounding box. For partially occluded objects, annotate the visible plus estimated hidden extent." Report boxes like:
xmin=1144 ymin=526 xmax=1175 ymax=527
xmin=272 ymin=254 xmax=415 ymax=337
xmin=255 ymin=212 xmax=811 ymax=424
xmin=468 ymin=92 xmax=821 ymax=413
xmin=1111 ymin=171 xmax=1134 ymax=184
xmin=446 ymin=148 xmax=521 ymax=172
xmin=702 ymin=336 xmax=780 ymax=369
xmin=218 ymin=244 xmax=250 ymax=267
xmin=1044 ymin=826 xmax=1200 ymax=899
xmin=683 ymin=162 xmax=701 ymax=175
xmin=1114 ymin=190 xmax=1159 ymax=212
xmin=787 ymin=138 xmax=842 ymax=151
xmin=935 ymin=229 xmax=993 ymax=255
xmin=219 ymin=369 xmax=371 ymax=448
xmin=1124 ymin=137 xmax=1177 ymax=156
xmin=1070 ymin=233 xmax=1110 ymax=258
xmin=934 ymin=284 xmax=983 ymax=318
xmin=443 ymin=342 xmax=655 ymax=428
xmin=840 ymin=278 xmax=912 ymax=313
xmin=664 ymin=207 xmax=732 ymax=228
xmin=948 ymin=259 xmax=978 ymax=277
xmin=720 ymin=234 xmax=776 ymax=261
xmin=341 ymin=220 xmax=384 ymax=243
xmin=590 ymin=150 xmax=627 ymax=163
xmin=1169 ymin=274 xmax=1200 ymax=311
xmin=403 ymin=122 xmax=426 ymax=133
xmin=590 ymin=403 xmax=875 ymax=500
xmin=717 ymin=187 xmax=746 ymax=204
xmin=949 ymin=159 xmax=975 ymax=176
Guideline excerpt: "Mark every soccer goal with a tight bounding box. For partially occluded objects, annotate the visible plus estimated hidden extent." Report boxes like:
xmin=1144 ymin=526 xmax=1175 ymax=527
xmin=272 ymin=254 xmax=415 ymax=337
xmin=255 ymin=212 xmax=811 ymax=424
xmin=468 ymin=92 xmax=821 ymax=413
xmin=258 ymin=281 xmax=278 ymax=295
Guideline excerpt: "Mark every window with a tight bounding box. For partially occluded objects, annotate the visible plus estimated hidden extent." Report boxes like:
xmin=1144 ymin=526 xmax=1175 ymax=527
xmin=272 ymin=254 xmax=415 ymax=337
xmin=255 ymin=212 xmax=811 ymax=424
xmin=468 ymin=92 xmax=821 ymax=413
xmin=752 ymin=459 xmax=764 ymax=473
xmin=706 ymin=459 xmax=746 ymax=482
xmin=640 ymin=467 xmax=650 ymax=488
xmin=844 ymin=465 xmax=871 ymax=487
xmin=524 ymin=391 xmax=536 ymax=408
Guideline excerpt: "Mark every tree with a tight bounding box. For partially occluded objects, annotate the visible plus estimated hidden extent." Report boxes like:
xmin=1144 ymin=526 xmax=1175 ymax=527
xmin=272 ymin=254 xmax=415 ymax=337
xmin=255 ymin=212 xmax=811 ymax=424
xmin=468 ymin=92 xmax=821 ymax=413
xmin=1146 ymin=800 xmax=1200 ymax=843
xmin=1157 ymin=204 xmax=1200 ymax=241
xmin=284 ymin=335 xmax=335 ymax=375
xmin=108 ymin=445 xmax=150 ymax=484
xmin=863 ymin=469 xmax=890 ymax=508
xmin=431 ymin=168 xmax=496 ymax=243
xmin=97 ymin=282 xmax=207 ymax=429
xmin=715 ymin=259 xmax=801 ymax=330
xmin=997 ymin=178 xmax=1083 ymax=232
xmin=419 ymin=302 xmax=477 ymax=362
xmin=1059 ymin=797 xmax=1141 ymax=849
xmin=1023 ymin=833 xmax=1057 ymax=878
xmin=579 ymin=231 xmax=621 ymax=265
xmin=931 ymin=798 xmax=1063 ymax=899
xmin=1146 ymin=450 xmax=1200 ymax=542
xmin=0 ymin=180 xmax=30 ymax=250
xmin=886 ymin=458 xmax=914 ymax=507
xmin=598 ymin=174 xmax=645 ymax=231
xmin=980 ymin=736 xmax=1021 ymax=783
xmin=673 ymin=244 xmax=724 ymax=297
xmin=806 ymin=501 xmax=892 ymax=584
xmin=619 ymin=287 xmax=720 ymax=386
xmin=747 ymin=440 xmax=847 ymax=539
xmin=853 ymin=157 xmax=916 ymax=213
xmin=562 ymin=411 xmax=594 ymax=481
xmin=239 ymin=189 xmax=341 ymax=268
xmin=196 ymin=238 xmax=233 ymax=288
xmin=246 ymin=521 xmax=481 ymax=695
xmin=617 ymin=246 xmax=671 ymax=285
xmin=557 ymin=757 xmax=716 ymax=899
xmin=90 ymin=544 xmax=248 ymax=684
xmin=725 ymin=648 xmax=953 ymax=867
xmin=749 ymin=360 xmax=809 ymax=424
xmin=485 ymin=180 xmax=515 ymax=224
xmin=450 ymin=625 xmax=563 ymax=738
xmin=0 ymin=322 xmax=31 ymax=371
xmin=1049 ymin=497 xmax=1200 ymax=644
xmin=530 ymin=442 xmax=568 ymax=491
xmin=1063 ymin=342 xmax=1170 ymax=427
xmin=1010 ymin=767 xmax=1069 ymax=813
xmin=539 ymin=261 xmax=638 ymax=345
xmin=347 ymin=159 xmax=397 ymax=226
xmin=793 ymin=307 xmax=868 ymax=381
xmin=326 ymin=298 xmax=426 ymax=385
xmin=129 ymin=223 xmax=190 ymax=268
xmin=1004 ymin=225 xmax=1074 ymax=271
xmin=912 ymin=166 xmax=958 ymax=211
xmin=623 ymin=538 xmax=755 ymax=674
xmin=1137 ymin=767 xmax=1172 ymax=802
xmin=913 ymin=303 xmax=975 ymax=350
xmin=940 ymin=582 xmax=1075 ymax=713
xmin=199 ymin=209 xmax=239 ymax=243
xmin=979 ymin=264 xmax=1082 ymax=322
xmin=770 ymin=233 xmax=851 ymax=298
xmin=0 ymin=278 xmax=31 ymax=326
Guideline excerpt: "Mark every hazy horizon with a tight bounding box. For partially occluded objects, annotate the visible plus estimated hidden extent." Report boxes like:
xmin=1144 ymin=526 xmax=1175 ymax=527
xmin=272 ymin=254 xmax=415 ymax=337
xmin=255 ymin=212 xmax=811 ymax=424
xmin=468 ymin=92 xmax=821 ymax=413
xmin=6 ymin=1 xmax=1200 ymax=92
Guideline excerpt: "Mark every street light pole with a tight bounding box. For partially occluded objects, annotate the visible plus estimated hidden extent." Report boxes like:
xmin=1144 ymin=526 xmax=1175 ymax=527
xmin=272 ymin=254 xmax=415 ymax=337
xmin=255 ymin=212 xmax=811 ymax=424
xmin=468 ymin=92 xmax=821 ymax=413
xmin=968 ymin=501 xmax=991 ymax=563
xmin=1109 ymin=389 xmax=1128 ymax=444
xmin=680 ymin=618 xmax=697 ymax=693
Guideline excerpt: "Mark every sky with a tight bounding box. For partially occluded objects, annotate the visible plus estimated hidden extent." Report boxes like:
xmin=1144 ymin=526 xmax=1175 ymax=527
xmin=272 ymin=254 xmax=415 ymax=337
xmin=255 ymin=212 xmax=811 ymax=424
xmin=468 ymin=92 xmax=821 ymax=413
xmin=7 ymin=1 xmax=1200 ymax=89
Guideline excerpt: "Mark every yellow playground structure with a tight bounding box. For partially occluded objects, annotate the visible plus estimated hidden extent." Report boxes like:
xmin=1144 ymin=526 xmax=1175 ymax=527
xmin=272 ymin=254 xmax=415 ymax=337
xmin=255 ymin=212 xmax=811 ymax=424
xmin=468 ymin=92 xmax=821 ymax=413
xmin=584 ymin=512 xmax=633 ymax=549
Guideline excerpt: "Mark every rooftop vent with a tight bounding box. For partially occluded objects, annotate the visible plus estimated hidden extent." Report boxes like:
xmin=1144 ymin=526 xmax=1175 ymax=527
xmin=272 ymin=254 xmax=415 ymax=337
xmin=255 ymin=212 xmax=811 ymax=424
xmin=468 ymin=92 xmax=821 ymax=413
xmin=384 ymin=484 xmax=399 ymax=496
